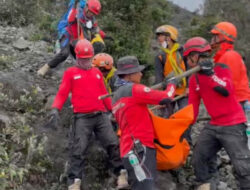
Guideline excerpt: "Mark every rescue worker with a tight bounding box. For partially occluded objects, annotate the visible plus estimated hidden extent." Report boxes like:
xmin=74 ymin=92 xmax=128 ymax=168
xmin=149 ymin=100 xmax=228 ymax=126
xmin=211 ymin=21 xmax=250 ymax=110
xmin=37 ymin=0 xmax=105 ymax=76
xmin=154 ymin=25 xmax=188 ymax=117
xmin=183 ymin=37 xmax=250 ymax=190
xmin=112 ymin=56 xmax=177 ymax=190
xmin=46 ymin=39 xmax=128 ymax=190
xmin=92 ymin=53 xmax=118 ymax=93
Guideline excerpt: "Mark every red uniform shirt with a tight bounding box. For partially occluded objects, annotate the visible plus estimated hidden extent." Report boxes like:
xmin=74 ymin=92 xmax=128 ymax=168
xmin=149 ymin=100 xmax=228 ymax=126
xmin=112 ymin=83 xmax=176 ymax=157
xmin=188 ymin=64 xmax=246 ymax=126
xmin=67 ymin=8 xmax=99 ymax=41
xmin=52 ymin=67 xmax=112 ymax=113
xmin=214 ymin=43 xmax=250 ymax=102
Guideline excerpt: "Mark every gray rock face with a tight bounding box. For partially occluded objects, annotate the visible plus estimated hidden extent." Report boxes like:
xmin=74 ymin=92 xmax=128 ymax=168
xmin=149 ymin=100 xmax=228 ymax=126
xmin=12 ymin=37 xmax=31 ymax=50
xmin=0 ymin=112 xmax=11 ymax=128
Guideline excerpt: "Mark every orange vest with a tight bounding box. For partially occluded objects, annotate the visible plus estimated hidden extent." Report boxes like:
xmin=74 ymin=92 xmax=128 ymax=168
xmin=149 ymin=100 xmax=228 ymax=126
xmin=163 ymin=51 xmax=186 ymax=95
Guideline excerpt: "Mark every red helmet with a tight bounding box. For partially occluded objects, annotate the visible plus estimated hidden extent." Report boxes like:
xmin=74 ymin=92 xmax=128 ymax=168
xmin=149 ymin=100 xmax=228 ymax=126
xmin=183 ymin=37 xmax=211 ymax=57
xmin=92 ymin=53 xmax=114 ymax=70
xmin=87 ymin=0 xmax=101 ymax=15
xmin=211 ymin=22 xmax=237 ymax=42
xmin=74 ymin=39 xmax=94 ymax=58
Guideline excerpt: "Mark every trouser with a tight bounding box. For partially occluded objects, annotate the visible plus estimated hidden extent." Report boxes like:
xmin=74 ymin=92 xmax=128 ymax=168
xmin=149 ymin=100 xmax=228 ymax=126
xmin=192 ymin=123 xmax=250 ymax=190
xmin=122 ymin=147 xmax=156 ymax=190
xmin=48 ymin=36 xmax=76 ymax=68
xmin=67 ymin=112 xmax=123 ymax=185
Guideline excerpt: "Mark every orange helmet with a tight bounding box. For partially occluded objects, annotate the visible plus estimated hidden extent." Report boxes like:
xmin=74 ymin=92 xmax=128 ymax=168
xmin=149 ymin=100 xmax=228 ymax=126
xmin=87 ymin=0 xmax=101 ymax=15
xmin=211 ymin=22 xmax=237 ymax=42
xmin=92 ymin=53 xmax=114 ymax=70
xmin=74 ymin=39 xmax=94 ymax=58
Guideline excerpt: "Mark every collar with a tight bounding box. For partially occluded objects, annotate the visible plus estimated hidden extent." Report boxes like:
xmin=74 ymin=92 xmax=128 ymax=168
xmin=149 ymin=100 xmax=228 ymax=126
xmin=115 ymin=78 xmax=133 ymax=88
xmin=213 ymin=42 xmax=234 ymax=62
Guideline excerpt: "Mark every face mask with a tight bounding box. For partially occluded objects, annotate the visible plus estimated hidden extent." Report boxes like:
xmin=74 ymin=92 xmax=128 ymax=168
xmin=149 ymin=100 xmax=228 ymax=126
xmin=86 ymin=21 xmax=93 ymax=29
xmin=161 ymin=41 xmax=167 ymax=48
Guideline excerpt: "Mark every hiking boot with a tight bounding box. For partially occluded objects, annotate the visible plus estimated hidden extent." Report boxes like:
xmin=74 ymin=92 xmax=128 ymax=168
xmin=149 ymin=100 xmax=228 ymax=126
xmin=117 ymin=169 xmax=129 ymax=189
xmin=37 ymin=64 xmax=50 ymax=76
xmin=197 ymin=183 xmax=210 ymax=190
xmin=68 ymin=178 xmax=81 ymax=190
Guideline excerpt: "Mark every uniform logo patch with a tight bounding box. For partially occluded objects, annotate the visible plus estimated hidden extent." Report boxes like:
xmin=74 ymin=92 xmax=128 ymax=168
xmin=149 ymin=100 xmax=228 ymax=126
xmin=144 ymin=87 xmax=151 ymax=93
xmin=167 ymin=85 xmax=175 ymax=97
xmin=96 ymin=74 xmax=101 ymax=79
xmin=74 ymin=75 xmax=81 ymax=80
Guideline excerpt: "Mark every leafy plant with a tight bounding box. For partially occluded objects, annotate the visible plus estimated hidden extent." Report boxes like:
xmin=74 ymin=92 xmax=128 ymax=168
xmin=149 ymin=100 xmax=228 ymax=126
xmin=0 ymin=121 xmax=51 ymax=190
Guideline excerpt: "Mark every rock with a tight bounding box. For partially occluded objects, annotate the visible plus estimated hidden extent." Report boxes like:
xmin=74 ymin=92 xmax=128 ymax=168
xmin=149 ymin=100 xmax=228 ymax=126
xmin=0 ymin=41 xmax=14 ymax=55
xmin=217 ymin=181 xmax=228 ymax=190
xmin=0 ymin=112 xmax=11 ymax=128
xmin=220 ymin=154 xmax=230 ymax=164
xmin=45 ymin=95 xmax=56 ymax=110
xmin=12 ymin=37 xmax=31 ymax=50
xmin=155 ymin=171 xmax=177 ymax=190
xmin=0 ymin=71 xmax=34 ymax=99
xmin=30 ymin=41 xmax=49 ymax=53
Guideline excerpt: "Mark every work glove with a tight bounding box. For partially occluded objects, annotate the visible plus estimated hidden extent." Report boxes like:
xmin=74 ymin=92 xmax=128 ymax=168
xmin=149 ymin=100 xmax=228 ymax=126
xmin=43 ymin=108 xmax=61 ymax=130
xmin=159 ymin=98 xmax=172 ymax=106
xmin=198 ymin=59 xmax=214 ymax=76
xmin=93 ymin=41 xmax=105 ymax=54
xmin=162 ymin=77 xmax=178 ymax=89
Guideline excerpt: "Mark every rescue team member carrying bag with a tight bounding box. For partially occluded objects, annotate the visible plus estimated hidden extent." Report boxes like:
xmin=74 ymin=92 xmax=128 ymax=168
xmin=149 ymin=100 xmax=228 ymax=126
xmin=112 ymin=56 xmax=178 ymax=190
xmin=150 ymin=104 xmax=194 ymax=170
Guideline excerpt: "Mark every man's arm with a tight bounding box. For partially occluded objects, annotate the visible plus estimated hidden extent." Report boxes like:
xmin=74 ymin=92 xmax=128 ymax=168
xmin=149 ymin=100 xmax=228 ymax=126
xmin=68 ymin=8 xmax=77 ymax=23
xmin=52 ymin=71 xmax=72 ymax=110
xmin=208 ymin=65 xmax=233 ymax=97
xmin=132 ymin=83 xmax=176 ymax=105
xmin=188 ymin=76 xmax=201 ymax=122
xmin=98 ymin=70 xmax=112 ymax=111
xmin=155 ymin=52 xmax=165 ymax=84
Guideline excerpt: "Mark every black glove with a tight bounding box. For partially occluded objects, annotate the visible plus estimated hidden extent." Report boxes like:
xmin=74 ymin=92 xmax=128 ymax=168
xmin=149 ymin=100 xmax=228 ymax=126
xmin=159 ymin=98 xmax=172 ymax=106
xmin=198 ymin=60 xmax=214 ymax=76
xmin=162 ymin=77 xmax=178 ymax=89
xmin=93 ymin=41 xmax=105 ymax=54
xmin=43 ymin=109 xmax=61 ymax=130
xmin=159 ymin=98 xmax=174 ymax=117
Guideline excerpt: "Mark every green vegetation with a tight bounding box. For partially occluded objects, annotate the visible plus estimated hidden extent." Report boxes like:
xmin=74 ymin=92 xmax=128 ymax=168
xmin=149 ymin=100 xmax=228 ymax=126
xmin=0 ymin=55 xmax=15 ymax=70
xmin=0 ymin=121 xmax=51 ymax=190
xmin=100 ymin=0 xmax=171 ymax=65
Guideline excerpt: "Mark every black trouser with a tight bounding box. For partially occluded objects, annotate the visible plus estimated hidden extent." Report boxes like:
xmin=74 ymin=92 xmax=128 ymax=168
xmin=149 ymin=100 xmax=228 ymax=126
xmin=48 ymin=36 xmax=76 ymax=68
xmin=67 ymin=112 xmax=123 ymax=185
xmin=192 ymin=123 xmax=250 ymax=190
xmin=122 ymin=147 xmax=156 ymax=190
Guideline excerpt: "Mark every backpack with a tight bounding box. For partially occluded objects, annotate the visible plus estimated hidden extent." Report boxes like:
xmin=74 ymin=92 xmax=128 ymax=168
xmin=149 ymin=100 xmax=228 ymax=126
xmin=57 ymin=0 xmax=86 ymax=39
xmin=150 ymin=105 xmax=194 ymax=170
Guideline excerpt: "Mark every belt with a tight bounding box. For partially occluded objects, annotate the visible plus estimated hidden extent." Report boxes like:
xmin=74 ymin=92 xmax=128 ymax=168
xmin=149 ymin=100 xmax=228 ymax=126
xmin=74 ymin=111 xmax=103 ymax=118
